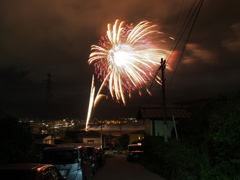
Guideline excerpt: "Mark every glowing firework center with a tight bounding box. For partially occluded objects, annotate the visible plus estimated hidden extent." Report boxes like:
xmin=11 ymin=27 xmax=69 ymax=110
xmin=108 ymin=45 xmax=132 ymax=67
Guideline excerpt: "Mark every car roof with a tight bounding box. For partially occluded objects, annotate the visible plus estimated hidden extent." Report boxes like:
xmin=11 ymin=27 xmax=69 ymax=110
xmin=0 ymin=163 xmax=54 ymax=170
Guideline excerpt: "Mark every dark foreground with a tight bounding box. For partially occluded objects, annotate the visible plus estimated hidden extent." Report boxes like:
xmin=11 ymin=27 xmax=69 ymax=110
xmin=93 ymin=155 xmax=166 ymax=180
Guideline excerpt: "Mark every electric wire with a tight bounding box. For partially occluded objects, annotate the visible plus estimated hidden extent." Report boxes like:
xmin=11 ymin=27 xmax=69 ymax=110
xmin=139 ymin=0 xmax=204 ymax=107
xmin=139 ymin=0 xmax=187 ymax=107
xmin=168 ymin=0 xmax=204 ymax=87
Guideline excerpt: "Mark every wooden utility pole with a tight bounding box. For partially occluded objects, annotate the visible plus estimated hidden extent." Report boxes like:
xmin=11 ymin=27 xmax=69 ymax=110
xmin=160 ymin=58 xmax=168 ymax=142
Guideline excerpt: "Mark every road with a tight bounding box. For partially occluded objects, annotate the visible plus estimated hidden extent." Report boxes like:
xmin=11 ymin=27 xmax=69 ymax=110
xmin=93 ymin=154 xmax=166 ymax=180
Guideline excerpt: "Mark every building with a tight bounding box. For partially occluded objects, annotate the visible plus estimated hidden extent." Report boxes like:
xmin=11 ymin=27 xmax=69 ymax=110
xmin=78 ymin=131 xmax=102 ymax=144
xmin=128 ymin=130 xmax=145 ymax=144
xmin=34 ymin=134 xmax=55 ymax=144
xmin=137 ymin=107 xmax=191 ymax=139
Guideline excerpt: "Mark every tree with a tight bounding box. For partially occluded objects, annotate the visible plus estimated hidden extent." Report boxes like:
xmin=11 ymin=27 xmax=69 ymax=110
xmin=207 ymin=95 xmax=240 ymax=178
xmin=115 ymin=134 xmax=130 ymax=151
xmin=0 ymin=116 xmax=35 ymax=165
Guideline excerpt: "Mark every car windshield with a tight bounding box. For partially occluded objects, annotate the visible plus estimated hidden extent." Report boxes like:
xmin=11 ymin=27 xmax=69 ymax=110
xmin=129 ymin=146 xmax=143 ymax=151
xmin=0 ymin=169 xmax=35 ymax=179
xmin=42 ymin=150 xmax=79 ymax=164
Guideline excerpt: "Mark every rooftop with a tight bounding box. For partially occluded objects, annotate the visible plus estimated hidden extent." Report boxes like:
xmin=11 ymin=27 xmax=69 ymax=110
xmin=137 ymin=107 xmax=192 ymax=120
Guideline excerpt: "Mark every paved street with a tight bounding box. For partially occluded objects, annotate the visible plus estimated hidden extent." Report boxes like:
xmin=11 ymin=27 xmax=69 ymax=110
xmin=93 ymin=155 xmax=166 ymax=180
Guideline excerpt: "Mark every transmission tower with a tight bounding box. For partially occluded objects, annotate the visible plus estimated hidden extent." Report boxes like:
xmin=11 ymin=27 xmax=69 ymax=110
xmin=45 ymin=73 xmax=53 ymax=121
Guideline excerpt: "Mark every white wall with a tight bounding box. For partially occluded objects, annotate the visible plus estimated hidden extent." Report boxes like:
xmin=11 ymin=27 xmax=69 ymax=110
xmin=150 ymin=120 xmax=175 ymax=138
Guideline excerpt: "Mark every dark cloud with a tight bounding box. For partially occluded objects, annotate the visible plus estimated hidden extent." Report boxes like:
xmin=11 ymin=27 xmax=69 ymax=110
xmin=0 ymin=0 xmax=239 ymax=119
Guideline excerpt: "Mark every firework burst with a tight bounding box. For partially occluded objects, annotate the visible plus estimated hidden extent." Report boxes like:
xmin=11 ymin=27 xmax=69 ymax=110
xmin=89 ymin=19 xmax=171 ymax=105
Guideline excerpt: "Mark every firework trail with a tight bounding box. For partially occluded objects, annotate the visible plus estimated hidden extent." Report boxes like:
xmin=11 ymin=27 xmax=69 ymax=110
xmin=88 ymin=19 xmax=171 ymax=105
xmin=85 ymin=75 xmax=95 ymax=130
xmin=85 ymin=75 xmax=108 ymax=130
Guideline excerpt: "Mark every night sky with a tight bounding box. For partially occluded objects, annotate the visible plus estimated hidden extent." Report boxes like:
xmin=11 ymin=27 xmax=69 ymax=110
xmin=0 ymin=0 xmax=239 ymax=119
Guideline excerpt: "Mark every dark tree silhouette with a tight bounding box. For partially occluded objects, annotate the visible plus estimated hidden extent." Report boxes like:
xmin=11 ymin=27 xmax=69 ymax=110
xmin=0 ymin=116 xmax=35 ymax=165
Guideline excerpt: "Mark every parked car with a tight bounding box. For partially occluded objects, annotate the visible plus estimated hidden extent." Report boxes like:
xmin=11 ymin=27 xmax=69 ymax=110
xmin=42 ymin=146 xmax=92 ymax=180
xmin=0 ymin=163 xmax=65 ymax=180
xmin=85 ymin=146 xmax=98 ymax=174
xmin=126 ymin=144 xmax=144 ymax=161
xmin=95 ymin=147 xmax=106 ymax=167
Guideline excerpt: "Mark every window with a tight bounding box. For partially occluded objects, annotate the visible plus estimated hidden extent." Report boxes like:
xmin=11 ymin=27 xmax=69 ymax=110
xmin=42 ymin=150 xmax=78 ymax=164
xmin=87 ymin=140 xmax=94 ymax=143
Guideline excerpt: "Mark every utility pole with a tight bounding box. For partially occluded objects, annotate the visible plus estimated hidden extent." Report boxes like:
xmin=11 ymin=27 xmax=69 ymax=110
xmin=100 ymin=124 xmax=105 ymax=149
xmin=160 ymin=58 xmax=168 ymax=142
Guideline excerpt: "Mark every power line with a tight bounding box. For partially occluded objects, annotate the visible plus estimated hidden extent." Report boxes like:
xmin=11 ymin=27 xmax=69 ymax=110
xmin=140 ymin=0 xmax=204 ymax=107
xmin=168 ymin=0 xmax=204 ymax=87
xmin=166 ymin=0 xmax=202 ymax=63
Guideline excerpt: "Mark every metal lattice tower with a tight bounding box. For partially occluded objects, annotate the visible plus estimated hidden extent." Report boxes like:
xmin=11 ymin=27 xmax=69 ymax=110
xmin=45 ymin=73 xmax=53 ymax=121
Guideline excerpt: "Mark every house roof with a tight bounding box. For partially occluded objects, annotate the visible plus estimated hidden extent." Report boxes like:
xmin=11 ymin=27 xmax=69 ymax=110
xmin=65 ymin=130 xmax=85 ymax=138
xmin=129 ymin=130 xmax=145 ymax=134
xmin=34 ymin=134 xmax=52 ymax=139
xmin=137 ymin=107 xmax=191 ymax=120
xmin=78 ymin=131 xmax=101 ymax=138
